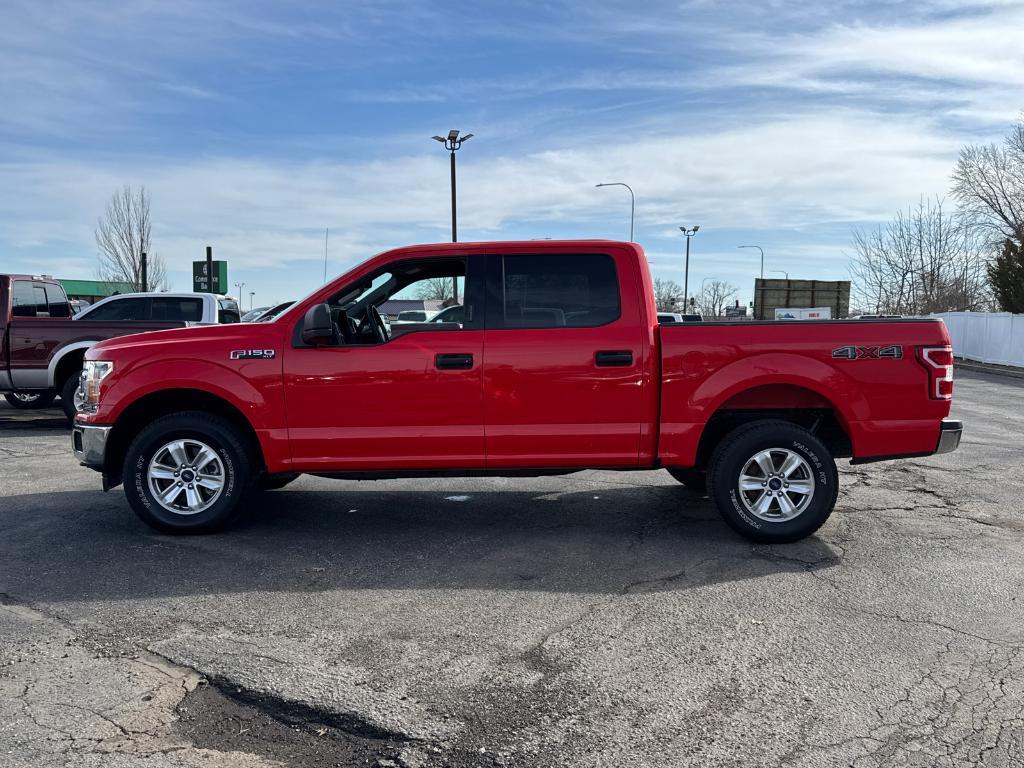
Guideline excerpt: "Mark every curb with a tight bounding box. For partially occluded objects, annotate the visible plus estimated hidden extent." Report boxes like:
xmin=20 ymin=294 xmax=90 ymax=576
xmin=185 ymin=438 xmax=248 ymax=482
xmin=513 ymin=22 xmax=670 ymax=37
xmin=955 ymin=359 xmax=1024 ymax=380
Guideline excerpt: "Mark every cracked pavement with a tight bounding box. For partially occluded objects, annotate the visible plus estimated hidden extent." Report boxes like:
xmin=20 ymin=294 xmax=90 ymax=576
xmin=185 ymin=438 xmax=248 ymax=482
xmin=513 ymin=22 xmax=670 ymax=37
xmin=1 ymin=369 xmax=1022 ymax=766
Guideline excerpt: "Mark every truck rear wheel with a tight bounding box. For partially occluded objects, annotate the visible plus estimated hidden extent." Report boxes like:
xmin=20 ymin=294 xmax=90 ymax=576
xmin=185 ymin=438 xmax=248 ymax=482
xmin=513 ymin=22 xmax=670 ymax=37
xmin=707 ymin=420 xmax=838 ymax=543
xmin=122 ymin=412 xmax=254 ymax=534
xmin=60 ymin=373 xmax=83 ymax=424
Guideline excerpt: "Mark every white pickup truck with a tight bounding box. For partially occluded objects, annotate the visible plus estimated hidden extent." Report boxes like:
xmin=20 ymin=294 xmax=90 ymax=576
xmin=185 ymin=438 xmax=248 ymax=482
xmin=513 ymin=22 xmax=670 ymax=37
xmin=75 ymin=293 xmax=241 ymax=325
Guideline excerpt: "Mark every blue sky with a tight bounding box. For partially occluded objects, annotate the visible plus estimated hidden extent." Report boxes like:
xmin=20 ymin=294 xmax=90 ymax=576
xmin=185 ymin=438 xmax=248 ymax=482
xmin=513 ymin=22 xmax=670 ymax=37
xmin=2 ymin=0 xmax=1022 ymax=308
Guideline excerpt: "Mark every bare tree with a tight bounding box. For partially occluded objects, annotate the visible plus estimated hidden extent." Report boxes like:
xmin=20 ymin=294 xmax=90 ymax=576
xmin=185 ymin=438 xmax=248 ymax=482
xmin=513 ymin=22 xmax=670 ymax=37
xmin=415 ymin=277 xmax=456 ymax=303
xmin=849 ymin=197 xmax=990 ymax=315
xmin=652 ymin=278 xmax=682 ymax=311
xmin=95 ymin=185 xmax=167 ymax=291
xmin=951 ymin=116 xmax=1024 ymax=247
xmin=696 ymin=280 xmax=738 ymax=318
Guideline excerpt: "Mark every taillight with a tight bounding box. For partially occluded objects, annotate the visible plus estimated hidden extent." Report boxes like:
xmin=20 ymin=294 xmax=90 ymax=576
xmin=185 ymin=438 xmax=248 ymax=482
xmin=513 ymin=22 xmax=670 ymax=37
xmin=917 ymin=346 xmax=953 ymax=400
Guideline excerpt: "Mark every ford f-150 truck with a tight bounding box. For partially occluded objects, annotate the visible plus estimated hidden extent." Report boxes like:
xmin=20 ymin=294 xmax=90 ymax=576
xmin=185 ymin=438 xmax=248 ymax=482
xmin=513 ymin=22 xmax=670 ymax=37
xmin=71 ymin=241 xmax=961 ymax=542
xmin=0 ymin=275 xmax=186 ymax=422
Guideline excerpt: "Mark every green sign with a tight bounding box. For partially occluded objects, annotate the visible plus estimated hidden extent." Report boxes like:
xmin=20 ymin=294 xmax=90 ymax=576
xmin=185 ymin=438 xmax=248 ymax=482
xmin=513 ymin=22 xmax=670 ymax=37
xmin=192 ymin=260 xmax=228 ymax=293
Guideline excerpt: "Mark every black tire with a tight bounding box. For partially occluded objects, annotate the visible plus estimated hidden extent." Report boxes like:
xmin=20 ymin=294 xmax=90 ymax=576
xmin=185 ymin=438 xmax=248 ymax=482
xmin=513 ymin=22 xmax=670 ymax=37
xmin=666 ymin=467 xmax=707 ymax=495
xmin=59 ymin=374 xmax=80 ymax=424
xmin=4 ymin=391 xmax=56 ymax=409
xmin=707 ymin=420 xmax=838 ymax=544
xmin=259 ymin=473 xmax=299 ymax=491
xmin=122 ymin=412 xmax=255 ymax=534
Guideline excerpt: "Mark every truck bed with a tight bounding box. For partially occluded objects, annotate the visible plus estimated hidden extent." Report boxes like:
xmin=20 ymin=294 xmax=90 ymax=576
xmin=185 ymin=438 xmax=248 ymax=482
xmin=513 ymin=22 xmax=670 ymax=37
xmin=657 ymin=318 xmax=953 ymax=466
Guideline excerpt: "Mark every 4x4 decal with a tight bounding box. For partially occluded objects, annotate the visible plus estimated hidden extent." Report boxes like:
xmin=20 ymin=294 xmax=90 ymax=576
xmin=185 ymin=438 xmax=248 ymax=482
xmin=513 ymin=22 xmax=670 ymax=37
xmin=832 ymin=345 xmax=902 ymax=360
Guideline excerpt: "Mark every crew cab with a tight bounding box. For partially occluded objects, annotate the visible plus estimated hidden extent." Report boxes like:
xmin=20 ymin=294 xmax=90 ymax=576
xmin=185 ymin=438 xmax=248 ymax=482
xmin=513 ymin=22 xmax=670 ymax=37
xmin=71 ymin=241 xmax=961 ymax=542
xmin=0 ymin=275 xmax=188 ymax=422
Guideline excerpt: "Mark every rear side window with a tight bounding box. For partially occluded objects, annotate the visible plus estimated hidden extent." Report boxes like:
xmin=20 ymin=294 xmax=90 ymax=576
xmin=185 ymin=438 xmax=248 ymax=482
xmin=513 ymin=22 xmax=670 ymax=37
xmin=11 ymin=281 xmax=36 ymax=317
xmin=45 ymin=284 xmax=71 ymax=318
xmin=83 ymin=297 xmax=150 ymax=321
xmin=152 ymin=297 xmax=203 ymax=322
xmin=499 ymin=253 xmax=620 ymax=328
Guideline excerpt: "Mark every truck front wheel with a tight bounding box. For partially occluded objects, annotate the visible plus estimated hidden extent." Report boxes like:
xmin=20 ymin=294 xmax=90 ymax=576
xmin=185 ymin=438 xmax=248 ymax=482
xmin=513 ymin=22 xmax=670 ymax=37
xmin=5 ymin=391 xmax=56 ymax=409
xmin=122 ymin=412 xmax=254 ymax=534
xmin=707 ymin=420 xmax=838 ymax=543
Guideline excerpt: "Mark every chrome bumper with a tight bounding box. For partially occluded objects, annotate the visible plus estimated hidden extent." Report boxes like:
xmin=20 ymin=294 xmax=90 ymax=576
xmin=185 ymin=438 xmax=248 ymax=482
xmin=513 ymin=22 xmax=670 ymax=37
xmin=72 ymin=423 xmax=112 ymax=469
xmin=935 ymin=419 xmax=962 ymax=455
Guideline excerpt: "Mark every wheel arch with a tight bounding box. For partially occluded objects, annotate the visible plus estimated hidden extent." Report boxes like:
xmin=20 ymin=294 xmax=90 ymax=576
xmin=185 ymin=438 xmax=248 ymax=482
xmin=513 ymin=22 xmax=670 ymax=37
xmin=691 ymin=382 xmax=854 ymax=470
xmin=104 ymin=389 xmax=267 ymax=484
xmin=49 ymin=341 xmax=97 ymax=388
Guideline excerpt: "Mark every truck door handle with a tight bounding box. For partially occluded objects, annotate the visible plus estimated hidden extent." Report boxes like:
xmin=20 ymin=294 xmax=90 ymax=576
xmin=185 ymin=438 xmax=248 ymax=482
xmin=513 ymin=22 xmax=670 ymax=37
xmin=435 ymin=353 xmax=474 ymax=370
xmin=595 ymin=350 xmax=633 ymax=367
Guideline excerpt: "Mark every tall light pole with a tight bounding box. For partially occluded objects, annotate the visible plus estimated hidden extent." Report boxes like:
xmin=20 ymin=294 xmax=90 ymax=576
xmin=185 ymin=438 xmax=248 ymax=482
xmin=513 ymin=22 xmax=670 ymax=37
xmin=595 ymin=182 xmax=635 ymax=241
xmin=433 ymin=129 xmax=473 ymax=304
xmin=771 ymin=269 xmax=789 ymax=280
xmin=249 ymin=291 xmax=255 ymax=312
xmin=680 ymin=226 xmax=699 ymax=309
xmin=234 ymin=281 xmax=245 ymax=302
xmin=738 ymin=245 xmax=765 ymax=279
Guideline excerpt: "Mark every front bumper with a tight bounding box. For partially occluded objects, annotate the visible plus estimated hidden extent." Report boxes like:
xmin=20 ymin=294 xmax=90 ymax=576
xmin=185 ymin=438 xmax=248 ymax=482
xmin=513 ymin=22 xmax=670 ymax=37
xmin=935 ymin=418 xmax=963 ymax=455
xmin=72 ymin=423 xmax=112 ymax=469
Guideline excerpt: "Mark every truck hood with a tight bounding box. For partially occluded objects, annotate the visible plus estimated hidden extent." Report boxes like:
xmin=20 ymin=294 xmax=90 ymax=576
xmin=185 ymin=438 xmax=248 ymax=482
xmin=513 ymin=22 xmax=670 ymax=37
xmin=86 ymin=323 xmax=269 ymax=359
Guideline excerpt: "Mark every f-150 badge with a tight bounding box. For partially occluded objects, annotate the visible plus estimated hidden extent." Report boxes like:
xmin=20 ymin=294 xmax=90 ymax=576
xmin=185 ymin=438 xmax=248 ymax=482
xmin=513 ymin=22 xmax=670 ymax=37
xmin=230 ymin=349 xmax=276 ymax=360
xmin=832 ymin=345 xmax=902 ymax=360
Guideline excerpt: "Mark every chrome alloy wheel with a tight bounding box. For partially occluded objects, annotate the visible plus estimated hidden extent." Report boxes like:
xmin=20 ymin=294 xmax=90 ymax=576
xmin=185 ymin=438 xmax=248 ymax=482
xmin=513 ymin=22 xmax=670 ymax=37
xmin=737 ymin=448 xmax=815 ymax=523
xmin=11 ymin=392 xmax=41 ymax=404
xmin=147 ymin=439 xmax=225 ymax=515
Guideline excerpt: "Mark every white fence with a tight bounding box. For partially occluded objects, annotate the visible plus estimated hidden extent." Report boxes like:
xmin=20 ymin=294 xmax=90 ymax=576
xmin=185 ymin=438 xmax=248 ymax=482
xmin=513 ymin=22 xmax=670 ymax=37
xmin=931 ymin=312 xmax=1024 ymax=367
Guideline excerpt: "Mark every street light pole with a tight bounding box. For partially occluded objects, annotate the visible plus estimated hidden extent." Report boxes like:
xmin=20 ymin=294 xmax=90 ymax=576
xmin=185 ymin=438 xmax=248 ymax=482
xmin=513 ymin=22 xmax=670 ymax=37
xmin=771 ymin=269 xmax=789 ymax=280
xmin=433 ymin=130 xmax=473 ymax=303
xmin=595 ymin=182 xmax=635 ymax=241
xmin=249 ymin=291 xmax=255 ymax=312
xmin=679 ymin=226 xmax=700 ymax=309
xmin=738 ymin=245 xmax=765 ymax=279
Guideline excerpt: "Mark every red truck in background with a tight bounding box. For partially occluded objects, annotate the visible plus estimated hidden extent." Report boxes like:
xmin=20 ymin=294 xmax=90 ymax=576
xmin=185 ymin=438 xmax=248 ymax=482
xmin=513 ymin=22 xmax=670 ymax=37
xmin=0 ymin=275 xmax=186 ymax=422
xmin=72 ymin=241 xmax=961 ymax=543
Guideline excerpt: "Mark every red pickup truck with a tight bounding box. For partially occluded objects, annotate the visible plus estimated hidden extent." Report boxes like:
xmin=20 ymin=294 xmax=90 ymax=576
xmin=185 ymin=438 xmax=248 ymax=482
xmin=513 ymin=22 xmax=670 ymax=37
xmin=1 ymin=275 xmax=187 ymax=422
xmin=72 ymin=241 xmax=961 ymax=542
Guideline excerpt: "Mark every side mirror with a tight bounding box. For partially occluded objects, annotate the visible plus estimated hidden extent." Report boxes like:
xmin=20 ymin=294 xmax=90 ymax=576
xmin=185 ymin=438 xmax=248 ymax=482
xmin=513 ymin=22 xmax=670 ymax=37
xmin=301 ymin=303 xmax=338 ymax=346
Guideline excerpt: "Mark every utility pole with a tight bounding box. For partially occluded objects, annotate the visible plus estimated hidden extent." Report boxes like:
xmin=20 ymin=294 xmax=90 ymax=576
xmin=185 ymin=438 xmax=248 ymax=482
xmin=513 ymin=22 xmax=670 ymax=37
xmin=206 ymin=246 xmax=214 ymax=293
xmin=679 ymin=226 xmax=700 ymax=308
xmin=432 ymin=130 xmax=473 ymax=303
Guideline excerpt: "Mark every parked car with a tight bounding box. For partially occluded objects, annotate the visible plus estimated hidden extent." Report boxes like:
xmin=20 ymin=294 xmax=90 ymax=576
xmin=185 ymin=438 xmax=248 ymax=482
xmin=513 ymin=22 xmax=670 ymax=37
xmin=76 ymin=292 xmax=241 ymax=325
xmin=241 ymin=306 xmax=272 ymax=322
xmin=0 ymin=275 xmax=188 ymax=421
xmin=72 ymin=240 xmax=961 ymax=542
xmin=429 ymin=304 xmax=464 ymax=326
xmin=252 ymin=301 xmax=295 ymax=322
xmin=393 ymin=309 xmax=433 ymax=323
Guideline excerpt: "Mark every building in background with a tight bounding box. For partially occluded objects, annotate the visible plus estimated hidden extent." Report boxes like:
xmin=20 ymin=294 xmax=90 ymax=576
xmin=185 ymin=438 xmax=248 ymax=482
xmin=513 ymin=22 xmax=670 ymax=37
xmin=58 ymin=279 xmax=134 ymax=306
xmin=753 ymin=278 xmax=850 ymax=321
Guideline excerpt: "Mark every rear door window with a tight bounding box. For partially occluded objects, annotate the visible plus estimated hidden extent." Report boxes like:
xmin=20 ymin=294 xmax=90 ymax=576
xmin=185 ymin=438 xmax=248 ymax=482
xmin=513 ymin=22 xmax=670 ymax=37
xmin=44 ymin=284 xmax=71 ymax=318
xmin=152 ymin=296 xmax=204 ymax=322
xmin=83 ymin=297 xmax=151 ymax=321
xmin=497 ymin=253 xmax=620 ymax=329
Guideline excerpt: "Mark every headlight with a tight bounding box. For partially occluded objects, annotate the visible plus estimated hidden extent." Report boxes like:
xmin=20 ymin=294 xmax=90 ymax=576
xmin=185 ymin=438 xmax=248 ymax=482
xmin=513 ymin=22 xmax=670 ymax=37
xmin=79 ymin=360 xmax=114 ymax=412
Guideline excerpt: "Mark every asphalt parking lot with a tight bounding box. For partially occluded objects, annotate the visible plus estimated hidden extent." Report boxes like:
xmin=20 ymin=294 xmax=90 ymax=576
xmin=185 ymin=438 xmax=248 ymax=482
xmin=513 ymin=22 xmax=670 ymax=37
xmin=1 ymin=369 xmax=1022 ymax=768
